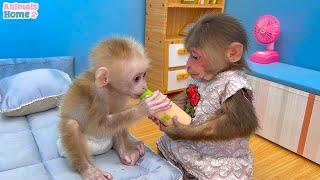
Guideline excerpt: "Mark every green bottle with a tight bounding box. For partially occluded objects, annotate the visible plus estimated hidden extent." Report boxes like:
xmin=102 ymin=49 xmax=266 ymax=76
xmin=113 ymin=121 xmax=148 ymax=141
xmin=139 ymin=89 xmax=191 ymax=125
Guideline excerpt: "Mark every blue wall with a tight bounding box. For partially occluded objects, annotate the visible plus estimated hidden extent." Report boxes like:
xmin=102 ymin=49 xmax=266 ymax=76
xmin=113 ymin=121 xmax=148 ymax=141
xmin=1 ymin=1 xmax=319 ymax=73
xmin=225 ymin=0 xmax=320 ymax=71
xmin=0 ymin=0 xmax=145 ymax=74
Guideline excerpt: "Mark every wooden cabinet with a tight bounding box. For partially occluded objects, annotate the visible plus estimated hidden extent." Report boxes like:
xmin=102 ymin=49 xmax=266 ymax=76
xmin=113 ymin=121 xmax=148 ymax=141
xmin=249 ymin=75 xmax=320 ymax=165
xmin=145 ymin=0 xmax=225 ymax=93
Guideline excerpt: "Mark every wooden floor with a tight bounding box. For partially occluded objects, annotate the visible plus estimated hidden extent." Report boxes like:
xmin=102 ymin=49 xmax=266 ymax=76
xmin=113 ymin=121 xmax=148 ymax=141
xmin=130 ymin=118 xmax=320 ymax=180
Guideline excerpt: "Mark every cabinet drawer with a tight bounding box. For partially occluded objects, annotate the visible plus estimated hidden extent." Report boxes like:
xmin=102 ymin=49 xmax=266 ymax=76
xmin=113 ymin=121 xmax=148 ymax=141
xmin=168 ymin=44 xmax=189 ymax=67
xmin=167 ymin=69 xmax=188 ymax=91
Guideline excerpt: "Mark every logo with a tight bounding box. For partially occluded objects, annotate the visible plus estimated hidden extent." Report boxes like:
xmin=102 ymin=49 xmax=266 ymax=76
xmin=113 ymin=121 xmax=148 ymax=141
xmin=3 ymin=2 xmax=39 ymax=20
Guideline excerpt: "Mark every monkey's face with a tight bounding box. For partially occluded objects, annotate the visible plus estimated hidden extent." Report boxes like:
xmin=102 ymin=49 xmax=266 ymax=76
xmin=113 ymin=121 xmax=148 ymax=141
xmin=109 ymin=58 xmax=148 ymax=99
xmin=186 ymin=48 xmax=214 ymax=81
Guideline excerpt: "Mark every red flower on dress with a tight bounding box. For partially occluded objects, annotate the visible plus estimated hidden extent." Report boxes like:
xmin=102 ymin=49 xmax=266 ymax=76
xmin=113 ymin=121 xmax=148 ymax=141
xmin=186 ymin=84 xmax=200 ymax=107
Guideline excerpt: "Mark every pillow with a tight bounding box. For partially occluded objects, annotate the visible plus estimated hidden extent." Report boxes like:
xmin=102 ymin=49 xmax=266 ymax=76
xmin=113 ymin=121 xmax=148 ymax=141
xmin=0 ymin=69 xmax=71 ymax=116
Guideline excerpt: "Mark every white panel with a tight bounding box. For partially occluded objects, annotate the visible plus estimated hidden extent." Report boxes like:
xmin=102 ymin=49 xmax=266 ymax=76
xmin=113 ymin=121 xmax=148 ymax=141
xmin=262 ymin=83 xmax=283 ymax=140
xmin=167 ymin=69 xmax=188 ymax=91
xmin=168 ymin=44 xmax=189 ymax=67
xmin=279 ymin=87 xmax=307 ymax=152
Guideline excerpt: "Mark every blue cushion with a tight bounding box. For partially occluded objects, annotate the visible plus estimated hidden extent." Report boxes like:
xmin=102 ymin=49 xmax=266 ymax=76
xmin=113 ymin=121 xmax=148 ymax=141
xmin=27 ymin=107 xmax=59 ymax=131
xmin=0 ymin=114 xmax=29 ymax=133
xmin=0 ymin=163 xmax=51 ymax=180
xmin=44 ymin=158 xmax=82 ymax=180
xmin=0 ymin=108 xmax=183 ymax=179
xmin=248 ymin=60 xmax=320 ymax=94
xmin=28 ymin=108 xmax=61 ymax=161
xmin=33 ymin=124 xmax=60 ymax=161
xmin=0 ymin=56 xmax=74 ymax=80
xmin=0 ymin=69 xmax=71 ymax=116
xmin=0 ymin=130 xmax=42 ymax=171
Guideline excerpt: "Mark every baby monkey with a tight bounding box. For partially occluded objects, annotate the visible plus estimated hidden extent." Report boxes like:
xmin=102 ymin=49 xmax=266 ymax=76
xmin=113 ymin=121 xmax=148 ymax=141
xmin=58 ymin=37 xmax=171 ymax=180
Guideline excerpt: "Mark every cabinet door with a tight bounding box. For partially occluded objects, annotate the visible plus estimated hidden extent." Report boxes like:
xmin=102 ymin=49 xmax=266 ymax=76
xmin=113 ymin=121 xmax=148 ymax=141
xmin=168 ymin=44 xmax=189 ymax=67
xmin=167 ymin=69 xmax=188 ymax=91
xmin=303 ymin=95 xmax=320 ymax=164
xmin=248 ymin=75 xmax=307 ymax=153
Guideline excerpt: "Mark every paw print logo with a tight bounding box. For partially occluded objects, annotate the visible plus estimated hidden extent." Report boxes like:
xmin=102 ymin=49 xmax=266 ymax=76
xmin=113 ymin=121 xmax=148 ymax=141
xmin=30 ymin=11 xmax=38 ymax=19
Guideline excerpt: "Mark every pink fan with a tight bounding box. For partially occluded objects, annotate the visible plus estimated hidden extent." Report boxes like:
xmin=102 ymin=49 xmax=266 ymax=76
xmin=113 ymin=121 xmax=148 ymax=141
xmin=250 ymin=15 xmax=281 ymax=64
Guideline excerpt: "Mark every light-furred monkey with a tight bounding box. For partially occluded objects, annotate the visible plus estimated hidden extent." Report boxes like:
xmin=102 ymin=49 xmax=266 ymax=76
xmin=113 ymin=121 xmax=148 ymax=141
xmin=58 ymin=37 xmax=171 ymax=180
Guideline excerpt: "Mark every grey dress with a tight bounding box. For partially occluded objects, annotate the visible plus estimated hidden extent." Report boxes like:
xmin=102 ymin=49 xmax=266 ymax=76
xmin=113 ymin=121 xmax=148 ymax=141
xmin=158 ymin=70 xmax=254 ymax=180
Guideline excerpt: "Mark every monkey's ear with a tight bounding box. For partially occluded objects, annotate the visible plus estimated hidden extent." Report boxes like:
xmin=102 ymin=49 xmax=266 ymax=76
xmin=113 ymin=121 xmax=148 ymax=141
xmin=95 ymin=67 xmax=109 ymax=87
xmin=226 ymin=42 xmax=244 ymax=63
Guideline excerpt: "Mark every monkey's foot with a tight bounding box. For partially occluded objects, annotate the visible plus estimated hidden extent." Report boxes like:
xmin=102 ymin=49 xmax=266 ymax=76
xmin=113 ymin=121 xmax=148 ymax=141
xmin=82 ymin=165 xmax=113 ymax=180
xmin=118 ymin=149 xmax=140 ymax=166
xmin=133 ymin=141 xmax=145 ymax=156
xmin=116 ymin=141 xmax=145 ymax=166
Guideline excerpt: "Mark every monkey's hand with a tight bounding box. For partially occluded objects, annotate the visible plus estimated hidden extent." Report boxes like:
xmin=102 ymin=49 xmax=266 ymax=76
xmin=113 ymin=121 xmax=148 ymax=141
xmin=81 ymin=165 xmax=113 ymax=180
xmin=159 ymin=116 xmax=185 ymax=140
xmin=137 ymin=90 xmax=171 ymax=116
xmin=115 ymin=141 xmax=144 ymax=166
xmin=148 ymin=115 xmax=160 ymax=126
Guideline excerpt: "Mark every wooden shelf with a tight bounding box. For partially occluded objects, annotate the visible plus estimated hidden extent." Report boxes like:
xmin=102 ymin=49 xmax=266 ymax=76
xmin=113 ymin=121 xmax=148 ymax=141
xmin=167 ymin=3 xmax=223 ymax=9
xmin=145 ymin=0 xmax=224 ymax=93
xmin=169 ymin=66 xmax=187 ymax=71
xmin=165 ymin=35 xmax=185 ymax=42
xmin=167 ymin=88 xmax=186 ymax=94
